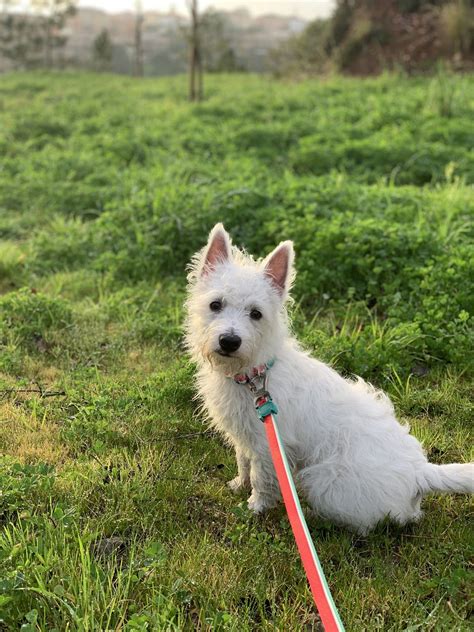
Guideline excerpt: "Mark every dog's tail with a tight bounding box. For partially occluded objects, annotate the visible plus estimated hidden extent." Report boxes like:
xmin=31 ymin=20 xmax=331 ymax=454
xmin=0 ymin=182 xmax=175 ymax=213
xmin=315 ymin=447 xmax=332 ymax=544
xmin=418 ymin=462 xmax=474 ymax=495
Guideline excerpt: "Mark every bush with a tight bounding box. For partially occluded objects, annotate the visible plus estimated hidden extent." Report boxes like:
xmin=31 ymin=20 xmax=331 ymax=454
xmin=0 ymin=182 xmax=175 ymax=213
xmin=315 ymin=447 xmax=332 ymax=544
xmin=1 ymin=72 xmax=473 ymax=377
xmin=0 ymin=241 xmax=25 ymax=292
xmin=290 ymin=133 xmax=473 ymax=184
xmin=0 ymin=288 xmax=72 ymax=349
xmin=439 ymin=1 xmax=474 ymax=57
xmin=0 ymin=459 xmax=55 ymax=521
xmin=31 ymin=216 xmax=95 ymax=273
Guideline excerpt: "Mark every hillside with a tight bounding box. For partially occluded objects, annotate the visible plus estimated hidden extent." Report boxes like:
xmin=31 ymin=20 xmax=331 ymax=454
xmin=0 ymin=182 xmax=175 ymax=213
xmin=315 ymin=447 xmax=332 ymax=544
xmin=0 ymin=72 xmax=473 ymax=630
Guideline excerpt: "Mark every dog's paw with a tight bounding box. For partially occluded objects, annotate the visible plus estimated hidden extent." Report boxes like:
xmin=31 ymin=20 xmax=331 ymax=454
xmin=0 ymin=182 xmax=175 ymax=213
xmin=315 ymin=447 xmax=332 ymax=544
xmin=247 ymin=493 xmax=274 ymax=514
xmin=227 ymin=476 xmax=247 ymax=493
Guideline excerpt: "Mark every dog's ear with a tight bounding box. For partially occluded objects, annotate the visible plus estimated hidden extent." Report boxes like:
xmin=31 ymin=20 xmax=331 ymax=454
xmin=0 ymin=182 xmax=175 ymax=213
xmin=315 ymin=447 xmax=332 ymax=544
xmin=201 ymin=223 xmax=232 ymax=276
xmin=263 ymin=241 xmax=295 ymax=298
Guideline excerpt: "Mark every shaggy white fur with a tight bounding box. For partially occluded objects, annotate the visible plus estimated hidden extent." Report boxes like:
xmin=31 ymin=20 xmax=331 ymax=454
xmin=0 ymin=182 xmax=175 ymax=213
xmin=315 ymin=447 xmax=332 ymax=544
xmin=185 ymin=224 xmax=473 ymax=533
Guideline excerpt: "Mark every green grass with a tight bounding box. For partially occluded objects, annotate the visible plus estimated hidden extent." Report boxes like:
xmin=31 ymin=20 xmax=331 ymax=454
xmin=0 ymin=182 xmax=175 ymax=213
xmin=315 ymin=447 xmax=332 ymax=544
xmin=0 ymin=71 xmax=473 ymax=630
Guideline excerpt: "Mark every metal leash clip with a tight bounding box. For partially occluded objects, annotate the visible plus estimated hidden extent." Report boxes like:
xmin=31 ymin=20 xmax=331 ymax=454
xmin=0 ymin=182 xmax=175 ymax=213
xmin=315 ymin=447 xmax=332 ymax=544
xmin=234 ymin=361 xmax=278 ymax=422
xmin=245 ymin=371 xmax=267 ymax=396
xmin=244 ymin=374 xmax=278 ymax=422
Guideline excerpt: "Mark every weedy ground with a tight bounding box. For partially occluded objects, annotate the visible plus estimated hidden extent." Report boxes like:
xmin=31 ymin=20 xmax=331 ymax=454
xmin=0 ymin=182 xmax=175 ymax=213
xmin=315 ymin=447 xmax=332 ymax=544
xmin=0 ymin=71 xmax=473 ymax=631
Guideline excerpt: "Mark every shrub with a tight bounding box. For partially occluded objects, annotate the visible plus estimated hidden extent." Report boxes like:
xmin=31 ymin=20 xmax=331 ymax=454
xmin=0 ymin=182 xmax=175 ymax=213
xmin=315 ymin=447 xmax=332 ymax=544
xmin=2 ymin=72 xmax=473 ymax=377
xmin=290 ymin=133 xmax=473 ymax=184
xmin=0 ymin=459 xmax=55 ymax=521
xmin=0 ymin=242 xmax=25 ymax=292
xmin=30 ymin=216 xmax=95 ymax=273
xmin=0 ymin=288 xmax=72 ymax=348
xmin=439 ymin=1 xmax=474 ymax=57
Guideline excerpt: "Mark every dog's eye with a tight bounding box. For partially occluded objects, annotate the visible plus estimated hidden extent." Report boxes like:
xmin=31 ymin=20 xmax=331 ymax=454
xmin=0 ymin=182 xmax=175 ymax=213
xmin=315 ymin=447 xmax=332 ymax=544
xmin=250 ymin=309 xmax=262 ymax=321
xmin=209 ymin=300 xmax=222 ymax=312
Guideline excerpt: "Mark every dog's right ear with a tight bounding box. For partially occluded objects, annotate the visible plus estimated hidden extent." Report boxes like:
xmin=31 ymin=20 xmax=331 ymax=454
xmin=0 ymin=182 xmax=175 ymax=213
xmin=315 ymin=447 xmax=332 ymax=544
xmin=201 ymin=223 xmax=232 ymax=276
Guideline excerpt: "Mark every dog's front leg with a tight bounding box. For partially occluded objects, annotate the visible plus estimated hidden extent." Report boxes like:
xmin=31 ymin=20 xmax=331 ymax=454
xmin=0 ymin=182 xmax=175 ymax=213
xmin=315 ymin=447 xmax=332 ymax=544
xmin=227 ymin=445 xmax=251 ymax=493
xmin=247 ymin=452 xmax=280 ymax=514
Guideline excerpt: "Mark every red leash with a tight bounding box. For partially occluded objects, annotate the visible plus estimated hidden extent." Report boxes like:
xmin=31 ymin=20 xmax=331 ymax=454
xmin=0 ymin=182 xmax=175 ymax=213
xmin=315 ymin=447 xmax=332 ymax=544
xmin=233 ymin=362 xmax=344 ymax=632
xmin=262 ymin=409 xmax=344 ymax=631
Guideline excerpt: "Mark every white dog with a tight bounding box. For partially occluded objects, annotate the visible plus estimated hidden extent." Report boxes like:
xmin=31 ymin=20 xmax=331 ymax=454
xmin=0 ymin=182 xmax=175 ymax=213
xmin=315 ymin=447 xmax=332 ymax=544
xmin=185 ymin=224 xmax=473 ymax=533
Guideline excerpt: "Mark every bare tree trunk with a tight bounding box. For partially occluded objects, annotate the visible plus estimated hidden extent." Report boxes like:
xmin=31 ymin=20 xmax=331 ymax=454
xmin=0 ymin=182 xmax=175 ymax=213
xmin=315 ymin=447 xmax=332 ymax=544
xmin=189 ymin=39 xmax=196 ymax=101
xmin=197 ymin=37 xmax=203 ymax=100
xmin=188 ymin=0 xmax=202 ymax=101
xmin=134 ymin=0 xmax=143 ymax=77
xmin=45 ymin=22 xmax=52 ymax=68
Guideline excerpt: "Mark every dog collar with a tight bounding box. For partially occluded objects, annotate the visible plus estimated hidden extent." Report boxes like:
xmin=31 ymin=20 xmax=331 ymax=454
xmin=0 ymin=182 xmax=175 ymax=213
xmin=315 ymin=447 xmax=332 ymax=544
xmin=232 ymin=358 xmax=275 ymax=384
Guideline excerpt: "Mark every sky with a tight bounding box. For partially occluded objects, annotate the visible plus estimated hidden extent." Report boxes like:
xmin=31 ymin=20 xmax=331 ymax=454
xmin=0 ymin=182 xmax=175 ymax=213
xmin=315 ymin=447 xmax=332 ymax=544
xmin=77 ymin=1 xmax=335 ymax=20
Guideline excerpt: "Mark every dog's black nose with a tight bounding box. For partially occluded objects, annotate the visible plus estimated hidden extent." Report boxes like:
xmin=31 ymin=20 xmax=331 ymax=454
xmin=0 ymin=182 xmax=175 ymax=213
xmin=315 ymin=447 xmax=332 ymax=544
xmin=219 ymin=334 xmax=241 ymax=353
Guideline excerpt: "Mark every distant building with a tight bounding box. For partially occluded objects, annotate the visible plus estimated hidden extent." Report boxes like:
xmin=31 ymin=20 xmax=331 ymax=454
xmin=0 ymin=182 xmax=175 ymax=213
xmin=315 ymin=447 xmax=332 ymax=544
xmin=0 ymin=7 xmax=309 ymax=74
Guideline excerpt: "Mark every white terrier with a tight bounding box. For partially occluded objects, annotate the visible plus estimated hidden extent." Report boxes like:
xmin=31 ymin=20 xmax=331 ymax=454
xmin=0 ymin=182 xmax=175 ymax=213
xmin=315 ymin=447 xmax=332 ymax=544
xmin=185 ymin=224 xmax=473 ymax=534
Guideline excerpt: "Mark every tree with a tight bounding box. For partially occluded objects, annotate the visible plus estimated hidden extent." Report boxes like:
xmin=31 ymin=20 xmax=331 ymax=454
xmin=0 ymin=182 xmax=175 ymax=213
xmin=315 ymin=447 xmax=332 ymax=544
xmin=31 ymin=0 xmax=76 ymax=68
xmin=187 ymin=0 xmax=203 ymax=101
xmin=439 ymin=1 xmax=474 ymax=57
xmin=268 ymin=19 xmax=330 ymax=77
xmin=0 ymin=0 xmax=43 ymax=68
xmin=93 ymin=28 xmax=112 ymax=71
xmin=133 ymin=0 xmax=144 ymax=76
xmin=200 ymin=9 xmax=243 ymax=72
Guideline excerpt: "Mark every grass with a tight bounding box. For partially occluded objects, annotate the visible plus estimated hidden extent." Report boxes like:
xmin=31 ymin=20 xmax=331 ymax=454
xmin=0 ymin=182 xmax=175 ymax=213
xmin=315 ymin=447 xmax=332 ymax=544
xmin=0 ymin=71 xmax=473 ymax=630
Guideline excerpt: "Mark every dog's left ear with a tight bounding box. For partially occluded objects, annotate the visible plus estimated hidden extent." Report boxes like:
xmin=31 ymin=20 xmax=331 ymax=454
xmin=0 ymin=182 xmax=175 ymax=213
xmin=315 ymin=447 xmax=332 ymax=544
xmin=263 ymin=241 xmax=295 ymax=299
